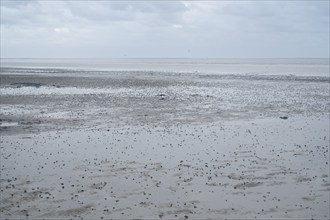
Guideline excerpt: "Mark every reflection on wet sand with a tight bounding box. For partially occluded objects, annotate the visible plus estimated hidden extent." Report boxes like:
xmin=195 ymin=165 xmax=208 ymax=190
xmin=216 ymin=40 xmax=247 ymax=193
xmin=1 ymin=70 xmax=329 ymax=219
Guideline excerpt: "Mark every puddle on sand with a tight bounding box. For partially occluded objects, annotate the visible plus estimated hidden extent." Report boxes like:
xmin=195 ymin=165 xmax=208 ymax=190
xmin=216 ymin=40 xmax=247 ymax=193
xmin=0 ymin=121 xmax=19 ymax=127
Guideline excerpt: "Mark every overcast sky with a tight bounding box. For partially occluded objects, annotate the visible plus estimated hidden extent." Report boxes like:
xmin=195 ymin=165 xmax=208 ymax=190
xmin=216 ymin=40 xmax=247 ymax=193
xmin=1 ymin=0 xmax=329 ymax=58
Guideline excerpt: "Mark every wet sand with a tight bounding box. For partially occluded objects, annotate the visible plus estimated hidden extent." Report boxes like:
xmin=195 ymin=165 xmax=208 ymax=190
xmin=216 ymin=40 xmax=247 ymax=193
xmin=0 ymin=69 xmax=329 ymax=219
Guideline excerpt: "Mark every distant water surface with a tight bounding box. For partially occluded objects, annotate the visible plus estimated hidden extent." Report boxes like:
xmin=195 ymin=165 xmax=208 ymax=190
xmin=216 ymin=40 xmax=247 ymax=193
xmin=1 ymin=58 xmax=329 ymax=77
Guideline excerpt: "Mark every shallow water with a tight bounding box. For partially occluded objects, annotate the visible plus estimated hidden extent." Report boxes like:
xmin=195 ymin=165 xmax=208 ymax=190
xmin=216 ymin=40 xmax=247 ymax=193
xmin=1 ymin=116 xmax=329 ymax=219
xmin=1 ymin=58 xmax=329 ymax=76
xmin=0 ymin=61 xmax=329 ymax=219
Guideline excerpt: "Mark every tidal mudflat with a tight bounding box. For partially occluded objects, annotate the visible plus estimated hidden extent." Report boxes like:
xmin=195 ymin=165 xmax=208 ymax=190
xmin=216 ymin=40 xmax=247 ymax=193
xmin=0 ymin=67 xmax=329 ymax=219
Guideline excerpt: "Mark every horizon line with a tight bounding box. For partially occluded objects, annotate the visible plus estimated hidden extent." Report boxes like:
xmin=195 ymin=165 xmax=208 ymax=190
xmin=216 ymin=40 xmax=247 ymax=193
xmin=1 ymin=57 xmax=329 ymax=59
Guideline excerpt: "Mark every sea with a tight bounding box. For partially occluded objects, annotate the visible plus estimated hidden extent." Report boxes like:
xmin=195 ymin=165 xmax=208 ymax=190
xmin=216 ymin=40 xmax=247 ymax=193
xmin=1 ymin=58 xmax=329 ymax=77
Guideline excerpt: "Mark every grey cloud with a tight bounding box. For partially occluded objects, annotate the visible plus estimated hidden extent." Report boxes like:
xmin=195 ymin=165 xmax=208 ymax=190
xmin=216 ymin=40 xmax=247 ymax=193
xmin=1 ymin=1 xmax=75 ymax=28
xmin=1 ymin=1 xmax=188 ymax=28
xmin=216 ymin=1 xmax=330 ymax=33
xmin=1 ymin=0 xmax=35 ymax=8
xmin=1 ymin=1 xmax=328 ymax=58
xmin=1 ymin=1 xmax=38 ymax=26
xmin=67 ymin=1 xmax=188 ymax=26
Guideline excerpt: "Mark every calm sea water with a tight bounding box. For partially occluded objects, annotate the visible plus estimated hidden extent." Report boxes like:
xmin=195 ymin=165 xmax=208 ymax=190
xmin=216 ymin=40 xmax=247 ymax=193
xmin=1 ymin=58 xmax=329 ymax=77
